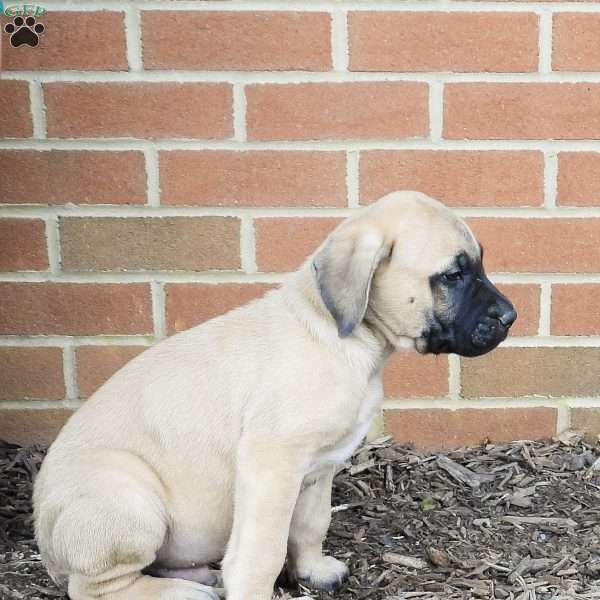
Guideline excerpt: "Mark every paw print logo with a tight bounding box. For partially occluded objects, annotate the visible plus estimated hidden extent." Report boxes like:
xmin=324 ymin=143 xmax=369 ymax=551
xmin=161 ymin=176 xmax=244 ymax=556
xmin=4 ymin=16 xmax=45 ymax=48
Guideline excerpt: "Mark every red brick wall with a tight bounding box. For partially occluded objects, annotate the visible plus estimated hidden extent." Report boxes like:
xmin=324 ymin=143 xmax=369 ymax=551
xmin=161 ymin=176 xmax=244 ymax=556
xmin=1 ymin=2 xmax=600 ymax=450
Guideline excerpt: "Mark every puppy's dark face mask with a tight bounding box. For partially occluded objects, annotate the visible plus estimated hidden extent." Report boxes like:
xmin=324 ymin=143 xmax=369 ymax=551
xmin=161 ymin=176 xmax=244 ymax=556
xmin=423 ymin=250 xmax=517 ymax=357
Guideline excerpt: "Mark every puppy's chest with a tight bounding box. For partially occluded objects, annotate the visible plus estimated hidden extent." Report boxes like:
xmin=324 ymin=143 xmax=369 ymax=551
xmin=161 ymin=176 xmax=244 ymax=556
xmin=312 ymin=376 xmax=383 ymax=469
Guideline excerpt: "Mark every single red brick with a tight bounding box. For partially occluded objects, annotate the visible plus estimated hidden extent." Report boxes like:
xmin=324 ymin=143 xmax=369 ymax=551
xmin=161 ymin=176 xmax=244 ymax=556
xmin=385 ymin=407 xmax=556 ymax=450
xmin=246 ymin=82 xmax=428 ymax=141
xmin=445 ymin=83 xmax=600 ymax=140
xmin=2 ymin=12 xmax=127 ymax=70
xmin=165 ymin=283 xmax=276 ymax=334
xmin=0 ymin=219 xmax=48 ymax=271
xmin=383 ymin=353 xmax=449 ymax=398
xmin=160 ymin=150 xmax=346 ymax=207
xmin=60 ymin=217 xmax=240 ymax=272
xmin=551 ymin=284 xmax=600 ymax=335
xmin=360 ymin=151 xmax=543 ymax=207
xmin=0 ymin=150 xmax=146 ymax=204
xmin=76 ymin=346 xmax=146 ymax=398
xmin=0 ymin=408 xmax=73 ymax=446
xmin=0 ymin=347 xmax=64 ymax=400
xmin=255 ymin=217 xmax=341 ymax=272
xmin=557 ymin=152 xmax=600 ymax=206
xmin=349 ymin=12 xmax=538 ymax=72
xmin=461 ymin=347 xmax=600 ymax=398
xmin=142 ymin=11 xmax=331 ymax=71
xmin=0 ymin=80 xmax=32 ymax=137
xmin=469 ymin=218 xmax=600 ymax=273
xmin=553 ymin=13 xmax=600 ymax=71
xmin=44 ymin=83 xmax=233 ymax=139
xmin=0 ymin=283 xmax=152 ymax=335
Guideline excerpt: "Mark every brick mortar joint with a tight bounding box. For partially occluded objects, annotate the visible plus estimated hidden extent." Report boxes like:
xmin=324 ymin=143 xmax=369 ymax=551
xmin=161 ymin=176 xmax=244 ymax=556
xmin=7 ymin=140 xmax=600 ymax=154
xmin=3 ymin=273 xmax=600 ymax=286
xmin=4 ymin=335 xmax=600 ymax=349
xmin=15 ymin=2 xmax=600 ymax=13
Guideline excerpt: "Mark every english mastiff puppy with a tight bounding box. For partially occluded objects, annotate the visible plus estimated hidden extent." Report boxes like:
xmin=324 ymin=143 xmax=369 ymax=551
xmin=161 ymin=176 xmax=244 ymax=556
xmin=34 ymin=191 xmax=516 ymax=600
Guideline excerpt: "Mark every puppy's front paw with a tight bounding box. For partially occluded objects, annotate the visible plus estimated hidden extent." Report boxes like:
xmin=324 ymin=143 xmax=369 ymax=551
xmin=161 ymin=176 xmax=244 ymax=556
xmin=295 ymin=556 xmax=349 ymax=592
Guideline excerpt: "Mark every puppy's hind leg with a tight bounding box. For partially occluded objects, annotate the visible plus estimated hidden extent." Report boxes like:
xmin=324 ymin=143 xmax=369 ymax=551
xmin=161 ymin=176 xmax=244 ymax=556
xmin=60 ymin=495 xmax=219 ymax=600
xmin=38 ymin=453 xmax=218 ymax=600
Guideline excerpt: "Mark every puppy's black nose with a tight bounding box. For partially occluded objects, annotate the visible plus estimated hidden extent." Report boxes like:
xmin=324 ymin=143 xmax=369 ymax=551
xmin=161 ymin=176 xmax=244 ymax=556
xmin=499 ymin=308 xmax=517 ymax=328
xmin=488 ymin=304 xmax=517 ymax=328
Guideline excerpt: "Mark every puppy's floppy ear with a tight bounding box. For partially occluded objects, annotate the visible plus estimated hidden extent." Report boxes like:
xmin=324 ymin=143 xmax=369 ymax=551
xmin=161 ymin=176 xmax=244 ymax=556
xmin=313 ymin=227 xmax=389 ymax=337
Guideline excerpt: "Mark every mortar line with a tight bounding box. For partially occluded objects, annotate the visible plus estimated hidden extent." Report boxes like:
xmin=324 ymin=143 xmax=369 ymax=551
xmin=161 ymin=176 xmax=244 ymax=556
xmin=29 ymin=81 xmax=47 ymax=139
xmin=0 ymin=397 xmax=596 ymax=411
xmin=30 ymin=1 xmax=600 ymax=13
xmin=151 ymin=280 xmax=166 ymax=339
xmin=19 ymin=71 xmax=600 ymax=84
xmin=233 ymin=83 xmax=247 ymax=142
xmin=4 ymin=334 xmax=600 ymax=348
xmin=62 ymin=344 xmax=79 ymax=401
xmin=2 ymin=271 xmax=600 ymax=285
xmin=565 ymin=398 xmax=600 ymax=408
xmin=8 ymin=204 xmax=600 ymax=219
xmin=539 ymin=282 xmax=552 ymax=336
xmin=331 ymin=9 xmax=349 ymax=72
xmin=382 ymin=397 xmax=568 ymax=410
xmin=556 ymin=401 xmax=570 ymax=435
xmin=7 ymin=139 xmax=600 ymax=156
xmin=0 ymin=336 xmax=156 ymax=347
xmin=448 ymin=354 xmax=461 ymax=400
xmin=501 ymin=336 xmax=600 ymax=347
xmin=45 ymin=215 xmax=61 ymax=274
xmin=61 ymin=399 xmax=86 ymax=409
xmin=346 ymin=150 xmax=360 ymax=208
xmin=0 ymin=271 xmax=287 ymax=283
xmin=240 ymin=216 xmax=258 ymax=273
xmin=0 ymin=332 xmax=600 ymax=346
xmin=429 ymin=81 xmax=443 ymax=142
xmin=0 ymin=400 xmax=83 ymax=410
xmin=544 ymin=151 xmax=558 ymax=209
xmin=124 ymin=7 xmax=143 ymax=72
xmin=538 ymin=10 xmax=553 ymax=74
xmin=9 ymin=138 xmax=600 ymax=153
xmin=144 ymin=146 xmax=160 ymax=206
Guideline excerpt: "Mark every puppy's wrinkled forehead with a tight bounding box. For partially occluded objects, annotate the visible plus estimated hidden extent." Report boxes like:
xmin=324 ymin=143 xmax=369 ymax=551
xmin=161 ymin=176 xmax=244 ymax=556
xmin=363 ymin=191 xmax=480 ymax=272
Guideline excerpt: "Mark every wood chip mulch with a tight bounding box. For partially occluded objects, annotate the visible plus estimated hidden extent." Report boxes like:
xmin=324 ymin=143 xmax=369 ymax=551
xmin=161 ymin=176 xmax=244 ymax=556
xmin=2 ymin=431 xmax=600 ymax=600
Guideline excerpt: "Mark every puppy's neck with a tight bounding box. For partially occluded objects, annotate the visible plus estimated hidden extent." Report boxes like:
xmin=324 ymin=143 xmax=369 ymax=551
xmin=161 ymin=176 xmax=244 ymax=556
xmin=281 ymin=265 xmax=390 ymax=379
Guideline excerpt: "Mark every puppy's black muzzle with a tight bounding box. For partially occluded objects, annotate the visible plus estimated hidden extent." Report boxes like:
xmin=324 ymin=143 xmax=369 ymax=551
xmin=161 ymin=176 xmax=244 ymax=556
xmin=470 ymin=295 xmax=516 ymax=351
xmin=425 ymin=266 xmax=517 ymax=358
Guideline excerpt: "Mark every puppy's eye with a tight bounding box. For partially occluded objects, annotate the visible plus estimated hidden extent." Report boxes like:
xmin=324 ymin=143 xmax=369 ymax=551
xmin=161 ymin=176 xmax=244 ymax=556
xmin=442 ymin=271 xmax=463 ymax=283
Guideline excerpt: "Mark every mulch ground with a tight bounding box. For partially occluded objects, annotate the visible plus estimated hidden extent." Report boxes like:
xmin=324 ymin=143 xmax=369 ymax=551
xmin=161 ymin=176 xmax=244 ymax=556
xmin=2 ymin=432 xmax=600 ymax=600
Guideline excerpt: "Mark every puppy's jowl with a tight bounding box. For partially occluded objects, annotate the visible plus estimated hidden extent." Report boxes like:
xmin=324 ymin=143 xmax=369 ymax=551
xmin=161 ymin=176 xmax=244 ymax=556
xmin=34 ymin=192 xmax=516 ymax=600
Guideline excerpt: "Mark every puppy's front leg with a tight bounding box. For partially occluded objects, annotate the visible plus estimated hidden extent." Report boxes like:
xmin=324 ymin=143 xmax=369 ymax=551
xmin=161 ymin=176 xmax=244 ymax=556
xmin=287 ymin=466 xmax=349 ymax=591
xmin=223 ymin=435 xmax=306 ymax=600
